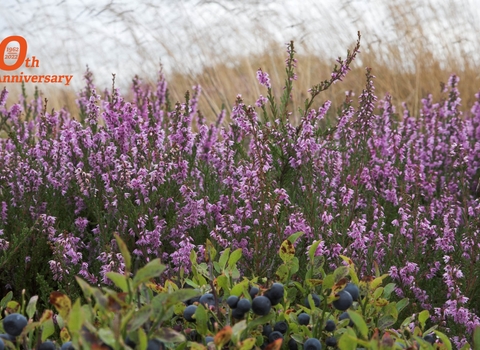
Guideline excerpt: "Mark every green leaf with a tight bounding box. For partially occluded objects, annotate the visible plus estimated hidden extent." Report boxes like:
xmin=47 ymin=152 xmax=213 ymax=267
xmin=114 ymin=233 xmax=131 ymax=273
xmin=348 ymin=311 xmax=368 ymax=339
xmin=106 ymin=272 xmax=129 ymax=292
xmin=228 ymin=248 xmax=243 ymax=268
xmin=41 ymin=318 xmax=55 ymax=342
xmin=246 ymin=313 xmax=275 ymax=333
xmin=434 ymin=330 xmax=452 ymax=350
xmin=396 ymin=298 xmax=409 ymax=314
xmin=194 ymin=304 xmax=208 ymax=335
xmin=132 ymin=259 xmax=166 ymax=289
xmin=152 ymin=289 xmax=201 ymax=314
xmin=67 ymin=299 xmax=83 ymax=335
xmin=230 ymin=266 xmax=240 ymax=280
xmin=377 ymin=315 xmax=396 ymax=330
xmin=287 ymin=287 xmax=297 ymax=302
xmin=338 ymin=327 xmax=357 ymax=350
xmin=290 ymin=257 xmax=299 ymax=275
xmin=196 ymin=263 xmax=210 ymax=280
xmin=275 ymin=264 xmax=289 ymax=283
xmin=49 ymin=291 xmax=71 ymax=320
xmin=279 ymin=240 xmax=295 ymax=263
xmin=156 ymin=328 xmax=186 ymax=343
xmin=238 ymin=338 xmax=256 ymax=350
xmin=383 ymin=283 xmax=396 ymax=299
xmin=305 ymin=268 xmax=312 ymax=281
xmin=98 ymin=328 xmax=116 ymax=348
xmin=333 ymin=266 xmax=350 ymax=282
xmin=213 ymin=262 xmax=222 ymax=274
xmin=401 ymin=315 xmax=414 ymax=328
xmin=423 ymin=325 xmax=438 ymax=336
xmin=382 ymin=302 xmax=398 ymax=321
xmin=231 ymin=320 xmax=247 ymax=344
xmin=186 ymin=341 xmax=206 ymax=349
xmin=26 ymin=295 xmax=38 ymax=319
xmin=287 ymin=231 xmax=304 ymax=244
xmin=138 ymin=327 xmax=148 ymax=350
xmin=190 ymin=250 xmax=197 ymax=266
xmin=128 ymin=304 xmax=152 ymax=332
xmin=205 ymin=239 xmax=217 ymax=262
xmin=217 ymin=274 xmax=229 ymax=293
xmin=418 ymin=310 xmax=429 ymax=330
xmin=0 ymin=291 xmax=12 ymax=309
xmin=219 ymin=248 xmax=231 ymax=270
xmin=308 ymin=240 xmax=321 ymax=261
xmin=323 ymin=274 xmax=335 ymax=290
xmin=184 ymin=278 xmax=200 ymax=289
xmin=371 ymin=274 xmax=389 ymax=289
xmin=474 ymin=326 xmax=480 ymax=349
xmin=372 ymin=287 xmax=384 ymax=300
xmin=230 ymin=279 xmax=249 ymax=297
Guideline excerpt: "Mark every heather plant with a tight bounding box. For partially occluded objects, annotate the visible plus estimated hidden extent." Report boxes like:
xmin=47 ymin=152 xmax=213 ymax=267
xmin=0 ymin=234 xmax=474 ymax=350
xmin=0 ymin=32 xmax=480 ymax=346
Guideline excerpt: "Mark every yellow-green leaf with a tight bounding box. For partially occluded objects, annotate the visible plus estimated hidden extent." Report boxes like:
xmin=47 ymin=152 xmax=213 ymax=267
xmin=190 ymin=249 xmax=197 ymax=265
xmin=238 ymin=337 xmax=256 ymax=350
xmin=228 ymin=248 xmax=243 ymax=268
xmin=106 ymin=272 xmax=129 ymax=292
xmin=214 ymin=326 xmax=232 ymax=348
xmin=205 ymin=239 xmax=217 ymax=262
xmin=187 ymin=342 xmax=206 ymax=349
xmin=287 ymin=231 xmax=304 ymax=244
xmin=6 ymin=300 xmax=19 ymax=313
xmin=99 ymin=328 xmax=116 ymax=348
xmin=60 ymin=327 xmax=70 ymax=343
xmin=67 ymin=298 xmax=84 ymax=335
xmin=219 ymin=248 xmax=230 ymax=270
xmin=0 ymin=291 xmax=12 ymax=308
xmin=41 ymin=317 xmax=55 ymax=342
xmin=323 ymin=274 xmax=335 ymax=290
xmin=138 ymin=327 xmax=147 ymax=350
xmin=26 ymin=295 xmax=38 ymax=319
xmin=49 ymin=292 xmax=71 ymax=320
xmin=371 ymin=274 xmax=389 ymax=290
xmin=217 ymin=274 xmax=229 ymax=293
xmin=338 ymin=327 xmax=357 ymax=350
xmin=194 ymin=304 xmax=208 ymax=335
xmin=231 ymin=320 xmax=247 ymax=343
xmin=418 ymin=310 xmax=429 ymax=330
xmin=275 ymin=264 xmax=289 ymax=283
xmin=348 ymin=311 xmax=368 ymax=339
xmin=279 ymin=240 xmax=295 ymax=263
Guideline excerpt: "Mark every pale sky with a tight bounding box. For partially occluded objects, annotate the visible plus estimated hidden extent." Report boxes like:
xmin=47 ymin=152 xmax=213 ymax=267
xmin=1 ymin=0 xmax=479 ymax=90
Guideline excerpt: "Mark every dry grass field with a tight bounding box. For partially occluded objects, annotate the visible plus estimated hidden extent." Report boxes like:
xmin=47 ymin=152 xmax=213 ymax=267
xmin=3 ymin=0 xmax=480 ymax=123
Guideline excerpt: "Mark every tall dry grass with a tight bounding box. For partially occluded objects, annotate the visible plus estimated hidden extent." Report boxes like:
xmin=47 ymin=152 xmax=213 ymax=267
xmin=3 ymin=0 xmax=479 ymax=123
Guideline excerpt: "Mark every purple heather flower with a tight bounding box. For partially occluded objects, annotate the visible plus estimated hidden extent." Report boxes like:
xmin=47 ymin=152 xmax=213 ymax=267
xmin=256 ymin=69 xmax=271 ymax=89
xmin=0 ymin=87 xmax=8 ymax=107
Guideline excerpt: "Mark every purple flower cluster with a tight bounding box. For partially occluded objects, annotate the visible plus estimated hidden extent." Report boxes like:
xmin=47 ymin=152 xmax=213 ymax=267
xmin=0 ymin=40 xmax=479 ymax=341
